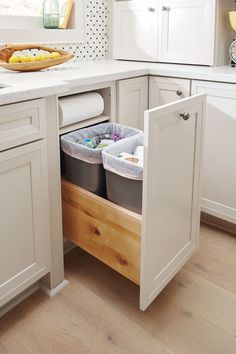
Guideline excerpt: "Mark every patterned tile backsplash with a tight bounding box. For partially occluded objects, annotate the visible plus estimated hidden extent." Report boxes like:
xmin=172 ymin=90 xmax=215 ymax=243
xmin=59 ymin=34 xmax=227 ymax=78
xmin=53 ymin=0 xmax=109 ymax=62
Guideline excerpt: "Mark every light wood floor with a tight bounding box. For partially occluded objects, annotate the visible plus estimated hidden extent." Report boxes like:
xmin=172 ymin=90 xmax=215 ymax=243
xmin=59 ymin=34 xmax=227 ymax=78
xmin=0 ymin=224 xmax=236 ymax=354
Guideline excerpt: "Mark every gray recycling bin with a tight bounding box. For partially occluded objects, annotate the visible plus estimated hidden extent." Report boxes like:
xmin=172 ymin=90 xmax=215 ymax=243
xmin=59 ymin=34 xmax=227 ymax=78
xmin=60 ymin=123 xmax=141 ymax=197
xmin=102 ymin=134 xmax=144 ymax=213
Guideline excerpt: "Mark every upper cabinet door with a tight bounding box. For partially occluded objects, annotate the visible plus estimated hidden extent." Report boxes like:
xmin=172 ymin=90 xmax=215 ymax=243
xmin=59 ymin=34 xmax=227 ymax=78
xmin=158 ymin=0 xmax=216 ymax=65
xmin=140 ymin=94 xmax=205 ymax=311
xmin=113 ymin=0 xmax=158 ymax=62
xmin=149 ymin=76 xmax=191 ymax=109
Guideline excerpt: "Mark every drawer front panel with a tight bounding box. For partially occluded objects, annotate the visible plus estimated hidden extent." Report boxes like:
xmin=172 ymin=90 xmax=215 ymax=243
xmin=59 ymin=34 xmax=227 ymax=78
xmin=61 ymin=179 xmax=141 ymax=285
xmin=0 ymin=99 xmax=46 ymax=151
xmin=140 ymin=94 xmax=205 ymax=311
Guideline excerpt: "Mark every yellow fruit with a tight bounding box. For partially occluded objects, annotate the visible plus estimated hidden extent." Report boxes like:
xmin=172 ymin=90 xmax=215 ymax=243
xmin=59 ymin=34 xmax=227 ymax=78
xmin=50 ymin=52 xmax=60 ymax=59
xmin=41 ymin=54 xmax=51 ymax=61
xmin=34 ymin=55 xmax=42 ymax=61
xmin=21 ymin=55 xmax=32 ymax=63
xmin=8 ymin=56 xmax=21 ymax=64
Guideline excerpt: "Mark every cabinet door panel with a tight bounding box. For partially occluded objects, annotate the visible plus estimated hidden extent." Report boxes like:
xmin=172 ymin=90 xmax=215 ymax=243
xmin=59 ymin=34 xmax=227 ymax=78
xmin=0 ymin=141 xmax=50 ymax=306
xmin=158 ymin=0 xmax=216 ymax=65
xmin=117 ymin=76 xmax=148 ymax=130
xmin=192 ymin=80 xmax=236 ymax=224
xmin=149 ymin=76 xmax=191 ymax=108
xmin=140 ymin=94 xmax=205 ymax=310
xmin=113 ymin=0 xmax=158 ymax=61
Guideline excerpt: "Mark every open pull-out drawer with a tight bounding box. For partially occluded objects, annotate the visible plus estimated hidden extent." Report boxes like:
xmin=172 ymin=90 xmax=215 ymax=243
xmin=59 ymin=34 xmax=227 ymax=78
xmin=61 ymin=94 xmax=206 ymax=311
xmin=62 ymin=180 xmax=142 ymax=284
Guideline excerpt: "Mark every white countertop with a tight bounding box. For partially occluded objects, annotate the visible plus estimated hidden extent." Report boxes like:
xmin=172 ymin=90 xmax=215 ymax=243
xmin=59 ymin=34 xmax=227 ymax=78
xmin=1 ymin=59 xmax=236 ymax=105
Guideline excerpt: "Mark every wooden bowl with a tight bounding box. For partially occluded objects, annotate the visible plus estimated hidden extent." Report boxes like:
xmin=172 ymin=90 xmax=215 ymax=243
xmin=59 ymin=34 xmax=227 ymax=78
xmin=0 ymin=44 xmax=74 ymax=72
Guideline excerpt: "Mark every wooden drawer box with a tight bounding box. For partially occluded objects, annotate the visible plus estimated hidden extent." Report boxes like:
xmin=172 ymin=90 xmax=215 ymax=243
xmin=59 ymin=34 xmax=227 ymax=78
xmin=0 ymin=99 xmax=46 ymax=151
xmin=61 ymin=94 xmax=205 ymax=310
xmin=62 ymin=178 xmax=141 ymax=285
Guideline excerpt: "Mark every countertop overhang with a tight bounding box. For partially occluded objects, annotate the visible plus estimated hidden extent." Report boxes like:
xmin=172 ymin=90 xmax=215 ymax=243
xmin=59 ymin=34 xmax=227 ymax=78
xmin=1 ymin=59 xmax=236 ymax=106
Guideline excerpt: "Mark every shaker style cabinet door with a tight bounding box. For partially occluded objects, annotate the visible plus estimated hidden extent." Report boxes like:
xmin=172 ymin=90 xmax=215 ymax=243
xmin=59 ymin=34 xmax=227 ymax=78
xmin=113 ymin=0 xmax=158 ymax=62
xmin=117 ymin=76 xmax=148 ymax=130
xmin=158 ymin=0 xmax=216 ymax=65
xmin=192 ymin=80 xmax=236 ymax=224
xmin=140 ymin=94 xmax=205 ymax=310
xmin=149 ymin=76 xmax=191 ymax=108
xmin=0 ymin=141 xmax=51 ymax=307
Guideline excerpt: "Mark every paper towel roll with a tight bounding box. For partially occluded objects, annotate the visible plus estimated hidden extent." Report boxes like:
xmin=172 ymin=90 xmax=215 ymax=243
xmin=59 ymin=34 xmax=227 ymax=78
xmin=59 ymin=92 xmax=105 ymax=127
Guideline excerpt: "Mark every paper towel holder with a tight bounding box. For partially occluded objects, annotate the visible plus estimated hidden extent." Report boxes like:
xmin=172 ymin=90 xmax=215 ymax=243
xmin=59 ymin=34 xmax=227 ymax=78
xmin=58 ymin=83 xmax=116 ymax=135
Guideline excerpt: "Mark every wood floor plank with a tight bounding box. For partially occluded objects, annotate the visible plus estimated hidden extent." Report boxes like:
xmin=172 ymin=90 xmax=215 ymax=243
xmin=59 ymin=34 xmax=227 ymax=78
xmin=163 ymin=268 xmax=236 ymax=336
xmin=0 ymin=225 xmax=236 ymax=354
xmin=185 ymin=225 xmax=236 ymax=295
xmin=200 ymin=224 xmax=235 ymax=256
xmin=64 ymin=247 xmax=236 ymax=354
xmin=60 ymin=280 xmax=174 ymax=354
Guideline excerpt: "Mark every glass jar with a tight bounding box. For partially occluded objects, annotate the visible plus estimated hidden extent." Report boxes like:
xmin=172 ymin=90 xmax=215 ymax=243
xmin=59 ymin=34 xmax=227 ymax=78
xmin=43 ymin=0 xmax=59 ymax=29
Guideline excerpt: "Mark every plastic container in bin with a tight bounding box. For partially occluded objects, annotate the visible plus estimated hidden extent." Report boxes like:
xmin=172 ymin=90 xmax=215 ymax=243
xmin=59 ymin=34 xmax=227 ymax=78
xmin=60 ymin=123 xmax=141 ymax=197
xmin=102 ymin=135 xmax=144 ymax=214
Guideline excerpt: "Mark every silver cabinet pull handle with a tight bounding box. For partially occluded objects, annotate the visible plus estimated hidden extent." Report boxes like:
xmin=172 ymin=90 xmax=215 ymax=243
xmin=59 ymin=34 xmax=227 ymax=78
xmin=148 ymin=7 xmax=156 ymax=12
xmin=176 ymin=90 xmax=183 ymax=96
xmin=162 ymin=6 xmax=170 ymax=11
xmin=180 ymin=112 xmax=190 ymax=121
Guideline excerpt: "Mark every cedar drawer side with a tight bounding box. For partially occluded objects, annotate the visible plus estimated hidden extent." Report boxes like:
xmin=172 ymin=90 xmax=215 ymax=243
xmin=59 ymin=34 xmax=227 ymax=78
xmin=61 ymin=179 xmax=141 ymax=285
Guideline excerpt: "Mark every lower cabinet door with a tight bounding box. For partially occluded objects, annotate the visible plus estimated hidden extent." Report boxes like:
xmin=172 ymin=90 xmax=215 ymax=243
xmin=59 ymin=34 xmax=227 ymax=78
xmin=192 ymin=80 xmax=236 ymax=224
xmin=0 ymin=141 xmax=51 ymax=307
xmin=117 ymin=76 xmax=148 ymax=130
xmin=149 ymin=76 xmax=191 ymax=108
xmin=140 ymin=94 xmax=205 ymax=310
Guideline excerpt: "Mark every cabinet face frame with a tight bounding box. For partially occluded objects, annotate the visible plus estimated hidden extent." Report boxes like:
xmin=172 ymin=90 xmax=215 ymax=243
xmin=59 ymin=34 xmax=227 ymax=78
xmin=0 ymin=141 xmax=51 ymax=307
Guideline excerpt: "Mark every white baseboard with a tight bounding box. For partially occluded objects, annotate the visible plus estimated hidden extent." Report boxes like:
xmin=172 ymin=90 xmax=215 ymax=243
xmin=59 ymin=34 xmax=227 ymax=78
xmin=63 ymin=239 xmax=76 ymax=255
xmin=0 ymin=240 xmax=73 ymax=317
xmin=40 ymin=279 xmax=69 ymax=298
xmin=0 ymin=283 xmax=39 ymax=318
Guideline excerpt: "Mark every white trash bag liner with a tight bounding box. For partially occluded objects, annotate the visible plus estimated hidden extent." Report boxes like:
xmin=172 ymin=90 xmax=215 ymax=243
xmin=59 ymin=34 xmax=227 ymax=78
xmin=60 ymin=123 xmax=141 ymax=164
xmin=102 ymin=134 xmax=144 ymax=181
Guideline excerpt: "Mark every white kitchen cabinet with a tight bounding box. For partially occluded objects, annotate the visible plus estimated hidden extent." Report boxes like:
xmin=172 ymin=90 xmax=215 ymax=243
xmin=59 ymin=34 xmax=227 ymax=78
xmin=113 ymin=0 xmax=232 ymax=65
xmin=149 ymin=76 xmax=191 ymax=108
xmin=113 ymin=0 xmax=158 ymax=62
xmin=62 ymin=94 xmax=205 ymax=310
xmin=117 ymin=76 xmax=148 ymax=130
xmin=158 ymin=0 xmax=216 ymax=65
xmin=0 ymin=141 xmax=51 ymax=307
xmin=192 ymin=81 xmax=236 ymax=224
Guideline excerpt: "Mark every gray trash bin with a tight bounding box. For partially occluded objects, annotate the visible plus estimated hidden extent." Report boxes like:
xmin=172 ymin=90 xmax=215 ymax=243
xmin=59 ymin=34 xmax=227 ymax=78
xmin=102 ymin=134 xmax=144 ymax=213
xmin=60 ymin=123 xmax=141 ymax=197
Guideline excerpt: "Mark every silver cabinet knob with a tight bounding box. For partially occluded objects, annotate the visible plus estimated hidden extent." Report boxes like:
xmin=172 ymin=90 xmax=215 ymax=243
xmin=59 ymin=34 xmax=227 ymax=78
xmin=148 ymin=7 xmax=156 ymax=12
xmin=176 ymin=90 xmax=183 ymax=96
xmin=162 ymin=6 xmax=170 ymax=11
xmin=180 ymin=112 xmax=190 ymax=121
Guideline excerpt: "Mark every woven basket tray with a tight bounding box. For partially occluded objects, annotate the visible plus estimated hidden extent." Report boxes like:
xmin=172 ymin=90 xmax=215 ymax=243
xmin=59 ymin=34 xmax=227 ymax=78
xmin=0 ymin=44 xmax=74 ymax=72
